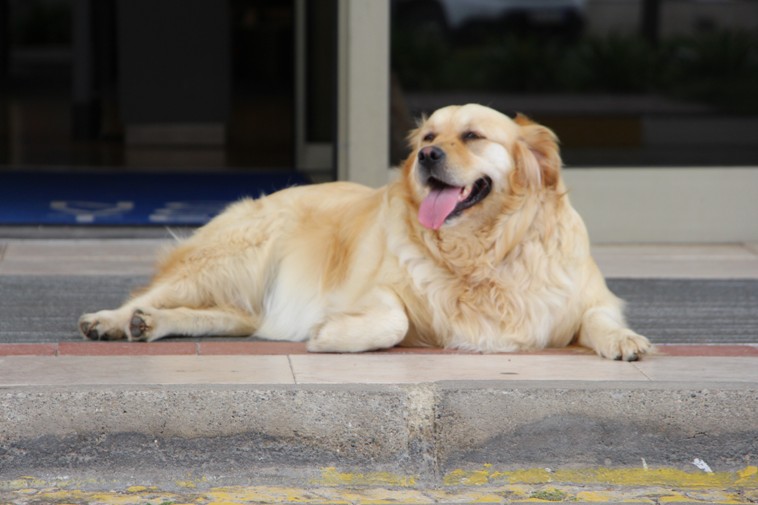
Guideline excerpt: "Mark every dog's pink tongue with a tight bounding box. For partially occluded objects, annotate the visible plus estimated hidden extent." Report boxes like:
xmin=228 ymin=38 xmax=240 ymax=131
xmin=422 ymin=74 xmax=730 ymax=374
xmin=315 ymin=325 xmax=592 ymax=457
xmin=418 ymin=186 xmax=461 ymax=230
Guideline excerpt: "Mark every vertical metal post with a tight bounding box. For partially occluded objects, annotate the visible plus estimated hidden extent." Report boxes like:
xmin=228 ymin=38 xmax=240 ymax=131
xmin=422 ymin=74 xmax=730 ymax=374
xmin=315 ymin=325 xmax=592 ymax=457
xmin=336 ymin=0 xmax=390 ymax=187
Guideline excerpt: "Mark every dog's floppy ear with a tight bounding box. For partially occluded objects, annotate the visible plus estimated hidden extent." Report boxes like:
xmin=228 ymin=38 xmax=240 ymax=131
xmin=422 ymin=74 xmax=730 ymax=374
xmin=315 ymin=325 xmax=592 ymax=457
xmin=401 ymin=116 xmax=427 ymax=177
xmin=402 ymin=115 xmax=426 ymax=176
xmin=511 ymin=114 xmax=561 ymax=191
xmin=405 ymin=115 xmax=428 ymax=148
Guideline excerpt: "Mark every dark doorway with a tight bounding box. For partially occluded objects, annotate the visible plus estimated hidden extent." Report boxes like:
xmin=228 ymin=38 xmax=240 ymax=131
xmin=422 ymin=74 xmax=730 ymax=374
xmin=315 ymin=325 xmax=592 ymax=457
xmin=1 ymin=0 xmax=297 ymax=171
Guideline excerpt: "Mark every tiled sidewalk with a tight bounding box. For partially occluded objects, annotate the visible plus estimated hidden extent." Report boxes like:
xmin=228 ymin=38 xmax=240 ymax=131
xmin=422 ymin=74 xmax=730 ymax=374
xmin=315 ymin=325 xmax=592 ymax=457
xmin=2 ymin=345 xmax=758 ymax=386
xmin=1 ymin=340 xmax=757 ymax=357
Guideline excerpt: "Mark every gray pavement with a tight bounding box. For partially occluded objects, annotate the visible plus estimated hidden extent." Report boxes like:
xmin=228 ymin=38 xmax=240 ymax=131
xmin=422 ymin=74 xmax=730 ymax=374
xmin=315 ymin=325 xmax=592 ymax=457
xmin=1 ymin=275 xmax=758 ymax=344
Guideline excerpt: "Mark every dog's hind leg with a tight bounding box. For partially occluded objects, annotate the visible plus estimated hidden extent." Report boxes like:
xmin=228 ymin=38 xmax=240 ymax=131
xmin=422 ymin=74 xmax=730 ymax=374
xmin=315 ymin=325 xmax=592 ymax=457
xmin=80 ymin=278 xmax=259 ymax=341
xmin=307 ymin=288 xmax=408 ymax=353
xmin=126 ymin=306 xmax=257 ymax=341
xmin=79 ymin=280 xmax=180 ymax=341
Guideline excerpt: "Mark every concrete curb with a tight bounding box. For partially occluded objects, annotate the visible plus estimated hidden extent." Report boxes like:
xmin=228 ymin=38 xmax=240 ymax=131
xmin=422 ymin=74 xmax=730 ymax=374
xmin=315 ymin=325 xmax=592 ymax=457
xmin=2 ymin=381 xmax=757 ymax=491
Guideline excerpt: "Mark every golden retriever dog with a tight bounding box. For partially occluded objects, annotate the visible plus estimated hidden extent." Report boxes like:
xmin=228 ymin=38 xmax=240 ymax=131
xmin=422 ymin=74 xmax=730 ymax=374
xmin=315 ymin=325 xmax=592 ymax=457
xmin=79 ymin=104 xmax=651 ymax=360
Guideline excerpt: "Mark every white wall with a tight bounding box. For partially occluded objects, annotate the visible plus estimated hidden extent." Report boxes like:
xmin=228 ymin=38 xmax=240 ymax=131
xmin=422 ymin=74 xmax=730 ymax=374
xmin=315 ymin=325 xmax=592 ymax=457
xmin=564 ymin=168 xmax=758 ymax=243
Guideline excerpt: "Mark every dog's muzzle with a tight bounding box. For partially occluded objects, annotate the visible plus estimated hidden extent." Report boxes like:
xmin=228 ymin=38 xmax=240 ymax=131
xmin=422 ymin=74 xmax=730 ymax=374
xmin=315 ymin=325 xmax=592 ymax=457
xmin=417 ymin=146 xmax=446 ymax=181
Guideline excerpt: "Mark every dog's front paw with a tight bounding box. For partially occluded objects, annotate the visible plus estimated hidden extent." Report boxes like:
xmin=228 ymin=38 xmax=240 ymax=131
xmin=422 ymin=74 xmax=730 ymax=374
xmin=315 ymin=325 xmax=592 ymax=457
xmin=307 ymin=322 xmax=342 ymax=352
xmin=79 ymin=311 xmax=126 ymax=341
xmin=599 ymin=329 xmax=652 ymax=362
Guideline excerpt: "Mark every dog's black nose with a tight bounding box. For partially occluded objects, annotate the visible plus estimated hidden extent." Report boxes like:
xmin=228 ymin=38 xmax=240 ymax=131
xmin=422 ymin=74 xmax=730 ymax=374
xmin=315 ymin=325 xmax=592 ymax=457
xmin=418 ymin=146 xmax=445 ymax=168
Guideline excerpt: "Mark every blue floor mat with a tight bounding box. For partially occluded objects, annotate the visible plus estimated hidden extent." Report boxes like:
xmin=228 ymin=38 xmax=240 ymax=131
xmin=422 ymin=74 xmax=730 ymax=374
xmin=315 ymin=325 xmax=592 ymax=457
xmin=0 ymin=171 xmax=310 ymax=225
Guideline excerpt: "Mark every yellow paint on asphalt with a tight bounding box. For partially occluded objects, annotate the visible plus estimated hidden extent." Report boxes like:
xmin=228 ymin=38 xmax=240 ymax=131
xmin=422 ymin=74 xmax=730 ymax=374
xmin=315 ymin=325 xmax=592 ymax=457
xmin=316 ymin=467 xmax=417 ymax=487
xmin=2 ymin=466 xmax=757 ymax=504
xmin=443 ymin=464 xmax=758 ymax=488
xmin=203 ymin=486 xmax=338 ymax=504
xmin=739 ymin=465 xmax=758 ymax=480
xmin=574 ymin=490 xmax=624 ymax=502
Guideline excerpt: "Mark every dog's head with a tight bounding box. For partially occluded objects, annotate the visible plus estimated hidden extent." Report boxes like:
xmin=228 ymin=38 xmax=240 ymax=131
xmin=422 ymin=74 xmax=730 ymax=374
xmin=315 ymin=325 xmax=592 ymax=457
xmin=404 ymin=104 xmax=561 ymax=231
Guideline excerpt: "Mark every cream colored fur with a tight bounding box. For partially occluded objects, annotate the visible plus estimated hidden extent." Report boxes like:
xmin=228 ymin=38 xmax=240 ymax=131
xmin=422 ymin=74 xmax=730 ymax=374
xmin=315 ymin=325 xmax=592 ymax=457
xmin=79 ymin=104 xmax=651 ymax=360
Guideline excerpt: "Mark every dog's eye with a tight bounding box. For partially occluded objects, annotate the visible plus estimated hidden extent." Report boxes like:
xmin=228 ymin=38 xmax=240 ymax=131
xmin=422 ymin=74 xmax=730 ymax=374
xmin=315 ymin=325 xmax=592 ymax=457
xmin=422 ymin=132 xmax=436 ymax=142
xmin=462 ymin=131 xmax=482 ymax=141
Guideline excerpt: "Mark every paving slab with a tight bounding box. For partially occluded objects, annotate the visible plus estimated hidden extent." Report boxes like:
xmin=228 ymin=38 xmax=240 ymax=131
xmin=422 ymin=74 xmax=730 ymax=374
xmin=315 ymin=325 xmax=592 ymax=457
xmin=0 ymin=239 xmax=165 ymax=276
xmin=593 ymin=243 xmax=758 ymax=279
xmin=3 ymin=240 xmax=758 ymax=278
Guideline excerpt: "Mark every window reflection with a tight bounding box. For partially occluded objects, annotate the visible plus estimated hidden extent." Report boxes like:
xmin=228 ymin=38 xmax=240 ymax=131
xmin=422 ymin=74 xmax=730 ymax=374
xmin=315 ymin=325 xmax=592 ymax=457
xmin=391 ymin=0 xmax=758 ymax=166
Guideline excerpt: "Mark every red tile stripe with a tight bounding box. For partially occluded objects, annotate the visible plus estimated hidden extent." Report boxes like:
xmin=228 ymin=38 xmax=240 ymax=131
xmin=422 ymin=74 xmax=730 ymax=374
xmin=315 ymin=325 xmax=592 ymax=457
xmin=57 ymin=341 xmax=197 ymax=356
xmin=1 ymin=342 xmax=757 ymax=357
xmin=655 ymin=344 xmax=758 ymax=357
xmin=199 ymin=341 xmax=308 ymax=355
